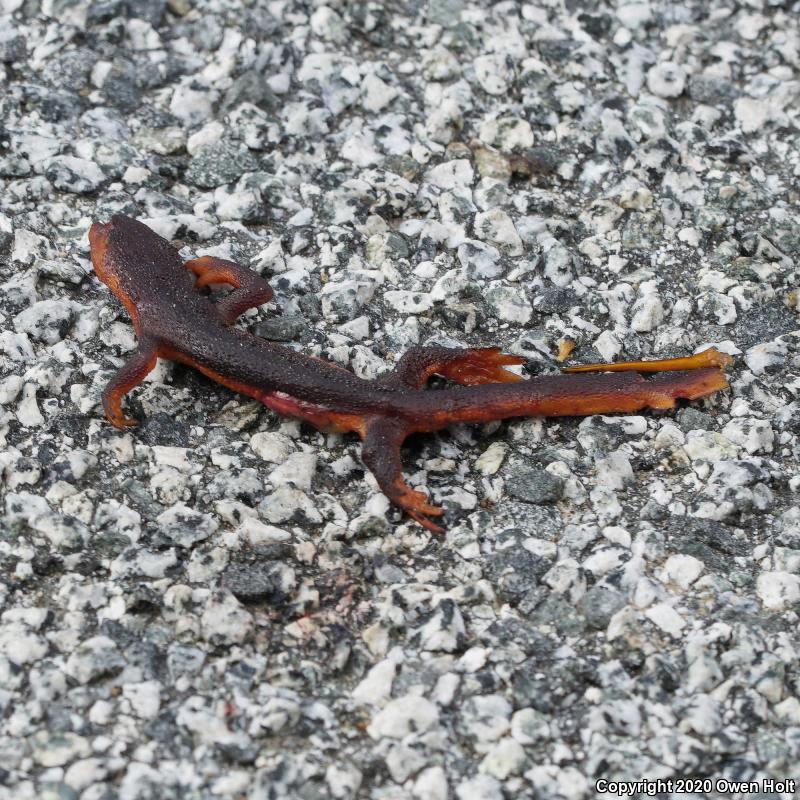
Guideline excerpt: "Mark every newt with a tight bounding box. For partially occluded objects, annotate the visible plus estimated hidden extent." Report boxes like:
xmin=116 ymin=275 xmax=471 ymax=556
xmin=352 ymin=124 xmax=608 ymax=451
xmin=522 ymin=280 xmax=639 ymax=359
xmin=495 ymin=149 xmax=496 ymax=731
xmin=89 ymin=215 xmax=733 ymax=533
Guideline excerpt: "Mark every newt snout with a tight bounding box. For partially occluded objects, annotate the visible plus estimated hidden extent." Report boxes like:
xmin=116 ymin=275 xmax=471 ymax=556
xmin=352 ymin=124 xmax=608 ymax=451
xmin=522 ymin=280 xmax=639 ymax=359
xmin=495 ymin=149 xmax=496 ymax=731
xmin=90 ymin=215 xmax=733 ymax=533
xmin=88 ymin=221 xmax=111 ymax=279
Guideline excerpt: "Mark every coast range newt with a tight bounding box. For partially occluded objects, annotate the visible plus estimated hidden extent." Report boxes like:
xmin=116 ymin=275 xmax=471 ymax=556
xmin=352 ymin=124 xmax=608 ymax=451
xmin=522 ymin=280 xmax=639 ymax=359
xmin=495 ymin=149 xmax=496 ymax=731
xmin=89 ymin=215 xmax=732 ymax=533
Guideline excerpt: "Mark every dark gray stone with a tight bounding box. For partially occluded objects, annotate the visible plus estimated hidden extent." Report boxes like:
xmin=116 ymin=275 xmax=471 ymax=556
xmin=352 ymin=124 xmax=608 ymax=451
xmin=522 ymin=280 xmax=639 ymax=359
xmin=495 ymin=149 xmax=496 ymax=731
xmin=221 ymin=71 xmax=279 ymax=113
xmin=578 ymin=584 xmax=626 ymax=630
xmin=506 ymin=469 xmax=564 ymax=504
xmin=511 ymin=656 xmax=596 ymax=712
xmin=0 ymin=35 xmax=26 ymax=63
xmin=670 ymin=519 xmax=750 ymax=572
xmin=253 ymin=316 xmax=309 ymax=342
xmin=222 ymin=563 xmax=293 ymax=604
xmin=184 ymin=141 xmax=259 ymax=188
xmin=533 ymin=287 xmax=578 ymax=315
xmin=100 ymin=60 xmax=143 ymax=112
xmin=677 ymin=407 xmax=715 ymax=432
xmin=483 ymin=544 xmax=552 ymax=601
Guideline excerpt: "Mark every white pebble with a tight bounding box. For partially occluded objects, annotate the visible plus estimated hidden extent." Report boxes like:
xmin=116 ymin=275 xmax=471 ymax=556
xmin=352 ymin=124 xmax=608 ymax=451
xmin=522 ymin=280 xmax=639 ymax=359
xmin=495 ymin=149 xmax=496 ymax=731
xmin=757 ymin=571 xmax=800 ymax=610
xmin=662 ymin=554 xmax=704 ymax=589
xmin=646 ymin=62 xmax=686 ymax=98
xmin=644 ymin=603 xmax=685 ymax=637
xmin=734 ymin=97 xmax=770 ymax=134
xmin=269 ymin=451 xmax=318 ymax=491
xmin=473 ymin=54 xmax=512 ymax=96
xmin=352 ymin=658 xmax=396 ymax=707
xmin=368 ymin=695 xmax=439 ymax=739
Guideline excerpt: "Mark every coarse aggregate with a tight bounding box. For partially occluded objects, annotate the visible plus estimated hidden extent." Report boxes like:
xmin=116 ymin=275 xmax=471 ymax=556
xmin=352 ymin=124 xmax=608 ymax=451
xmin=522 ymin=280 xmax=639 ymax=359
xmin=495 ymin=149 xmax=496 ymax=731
xmin=1 ymin=0 xmax=800 ymax=798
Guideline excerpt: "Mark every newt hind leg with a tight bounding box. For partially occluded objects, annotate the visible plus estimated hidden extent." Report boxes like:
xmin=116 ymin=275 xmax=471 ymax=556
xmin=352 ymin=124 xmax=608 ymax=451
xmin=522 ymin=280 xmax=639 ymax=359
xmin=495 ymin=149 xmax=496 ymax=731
xmin=383 ymin=346 xmax=527 ymax=389
xmin=562 ymin=347 xmax=733 ymax=374
xmin=184 ymin=255 xmax=274 ymax=326
xmin=361 ymin=417 xmax=445 ymax=533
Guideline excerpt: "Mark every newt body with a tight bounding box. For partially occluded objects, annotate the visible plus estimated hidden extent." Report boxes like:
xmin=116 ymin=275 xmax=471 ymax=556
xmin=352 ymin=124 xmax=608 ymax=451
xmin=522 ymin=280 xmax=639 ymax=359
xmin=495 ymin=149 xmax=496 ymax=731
xmin=90 ymin=215 xmax=732 ymax=532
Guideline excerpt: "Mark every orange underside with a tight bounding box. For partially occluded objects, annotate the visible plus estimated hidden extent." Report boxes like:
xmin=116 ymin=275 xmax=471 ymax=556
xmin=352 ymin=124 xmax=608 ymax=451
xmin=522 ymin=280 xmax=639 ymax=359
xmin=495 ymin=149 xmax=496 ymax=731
xmin=163 ymin=350 xmax=369 ymax=436
xmin=254 ymin=389 xmax=368 ymax=436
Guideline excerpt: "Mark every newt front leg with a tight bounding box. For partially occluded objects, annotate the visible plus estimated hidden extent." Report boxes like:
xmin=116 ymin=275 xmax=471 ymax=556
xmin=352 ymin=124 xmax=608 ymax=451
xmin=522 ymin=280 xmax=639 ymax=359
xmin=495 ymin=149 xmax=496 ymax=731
xmin=102 ymin=338 xmax=158 ymax=428
xmin=184 ymin=255 xmax=274 ymax=326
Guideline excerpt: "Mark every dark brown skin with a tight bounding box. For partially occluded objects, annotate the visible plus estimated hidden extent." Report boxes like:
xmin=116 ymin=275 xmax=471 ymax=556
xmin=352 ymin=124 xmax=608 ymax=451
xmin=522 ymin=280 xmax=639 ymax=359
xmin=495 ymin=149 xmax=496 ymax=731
xmin=90 ymin=215 xmax=733 ymax=532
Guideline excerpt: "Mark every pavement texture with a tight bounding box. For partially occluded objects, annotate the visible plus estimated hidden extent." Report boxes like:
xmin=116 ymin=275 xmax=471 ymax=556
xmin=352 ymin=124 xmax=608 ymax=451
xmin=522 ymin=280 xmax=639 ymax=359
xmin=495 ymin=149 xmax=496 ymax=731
xmin=1 ymin=0 xmax=799 ymax=798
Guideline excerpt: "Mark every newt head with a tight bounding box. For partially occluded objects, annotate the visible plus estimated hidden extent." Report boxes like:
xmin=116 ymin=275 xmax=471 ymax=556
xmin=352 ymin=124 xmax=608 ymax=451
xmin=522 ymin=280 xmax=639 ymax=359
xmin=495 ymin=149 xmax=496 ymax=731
xmin=89 ymin=215 xmax=144 ymax=331
xmin=89 ymin=215 xmax=188 ymax=334
xmin=90 ymin=215 xmax=166 ymax=287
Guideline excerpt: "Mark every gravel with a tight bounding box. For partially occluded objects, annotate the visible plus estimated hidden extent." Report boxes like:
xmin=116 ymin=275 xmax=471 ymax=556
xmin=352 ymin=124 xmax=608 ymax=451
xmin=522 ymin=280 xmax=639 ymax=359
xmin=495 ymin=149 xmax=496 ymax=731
xmin=1 ymin=0 xmax=800 ymax=798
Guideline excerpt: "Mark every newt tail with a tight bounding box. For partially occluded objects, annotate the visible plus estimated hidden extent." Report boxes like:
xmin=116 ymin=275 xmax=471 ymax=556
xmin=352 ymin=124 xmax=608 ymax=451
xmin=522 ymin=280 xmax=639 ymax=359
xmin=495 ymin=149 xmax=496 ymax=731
xmin=90 ymin=215 xmax=733 ymax=533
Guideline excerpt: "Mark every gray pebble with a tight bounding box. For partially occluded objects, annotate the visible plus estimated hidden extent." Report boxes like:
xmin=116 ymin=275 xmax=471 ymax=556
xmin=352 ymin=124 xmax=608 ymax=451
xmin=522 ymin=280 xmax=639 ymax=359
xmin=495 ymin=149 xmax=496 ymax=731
xmin=577 ymin=584 xmax=626 ymax=630
xmin=506 ymin=469 xmax=565 ymax=505
xmin=184 ymin=141 xmax=258 ymax=188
